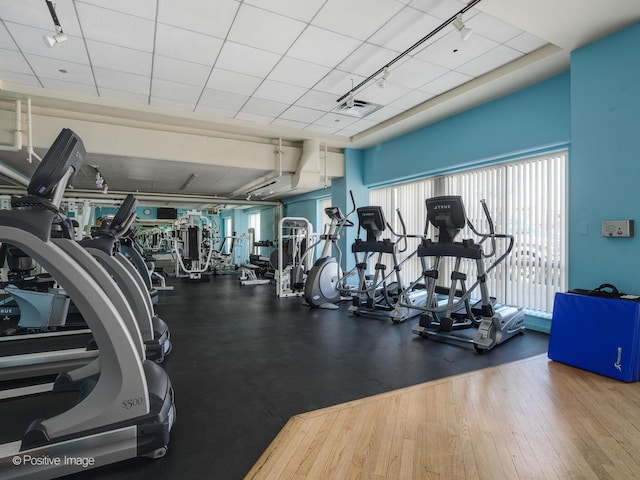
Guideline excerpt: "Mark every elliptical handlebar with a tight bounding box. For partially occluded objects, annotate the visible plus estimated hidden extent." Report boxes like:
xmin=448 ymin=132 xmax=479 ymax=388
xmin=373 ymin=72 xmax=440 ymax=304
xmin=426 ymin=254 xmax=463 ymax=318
xmin=386 ymin=208 xmax=409 ymax=253
xmin=465 ymin=199 xmax=515 ymax=275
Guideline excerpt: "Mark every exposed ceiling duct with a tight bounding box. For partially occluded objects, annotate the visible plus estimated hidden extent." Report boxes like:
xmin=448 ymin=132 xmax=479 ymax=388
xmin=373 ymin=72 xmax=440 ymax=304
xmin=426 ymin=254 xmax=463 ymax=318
xmin=291 ymin=139 xmax=330 ymax=191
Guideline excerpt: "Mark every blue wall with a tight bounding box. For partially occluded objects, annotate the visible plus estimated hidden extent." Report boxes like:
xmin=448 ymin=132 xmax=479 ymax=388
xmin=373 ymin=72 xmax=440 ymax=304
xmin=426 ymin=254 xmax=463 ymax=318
xmin=282 ymin=22 xmax=640 ymax=314
xmin=363 ymin=72 xmax=571 ymax=187
xmin=569 ymin=23 xmax=640 ymax=292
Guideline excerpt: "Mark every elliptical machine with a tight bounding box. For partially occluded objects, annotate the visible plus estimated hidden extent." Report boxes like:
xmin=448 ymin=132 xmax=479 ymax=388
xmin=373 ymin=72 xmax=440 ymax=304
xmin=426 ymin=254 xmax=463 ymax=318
xmin=349 ymin=205 xmax=427 ymax=322
xmin=304 ymin=200 xmax=355 ymax=309
xmin=410 ymin=195 xmax=525 ymax=352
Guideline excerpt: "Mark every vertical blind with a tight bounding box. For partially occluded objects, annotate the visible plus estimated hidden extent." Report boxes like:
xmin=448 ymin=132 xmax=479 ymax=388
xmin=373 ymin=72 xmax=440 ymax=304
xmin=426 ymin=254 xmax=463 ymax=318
xmin=369 ymin=151 xmax=567 ymax=314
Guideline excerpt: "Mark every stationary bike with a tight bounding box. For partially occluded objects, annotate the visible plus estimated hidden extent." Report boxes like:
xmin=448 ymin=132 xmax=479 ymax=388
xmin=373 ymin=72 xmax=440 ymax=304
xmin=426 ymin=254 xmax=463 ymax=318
xmin=304 ymin=200 xmax=355 ymax=309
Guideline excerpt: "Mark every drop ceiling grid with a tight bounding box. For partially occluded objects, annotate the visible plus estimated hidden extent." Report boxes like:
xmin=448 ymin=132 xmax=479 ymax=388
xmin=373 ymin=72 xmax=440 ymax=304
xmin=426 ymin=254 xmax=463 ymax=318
xmin=0 ymin=0 xmax=548 ymax=138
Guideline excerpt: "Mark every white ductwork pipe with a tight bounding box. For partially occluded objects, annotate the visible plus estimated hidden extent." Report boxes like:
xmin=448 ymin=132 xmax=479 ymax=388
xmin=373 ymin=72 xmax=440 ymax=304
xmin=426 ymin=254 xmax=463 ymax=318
xmin=291 ymin=138 xmax=324 ymax=190
xmin=0 ymin=162 xmax=29 ymax=186
xmin=26 ymin=99 xmax=42 ymax=163
xmin=0 ymin=100 xmax=23 ymax=152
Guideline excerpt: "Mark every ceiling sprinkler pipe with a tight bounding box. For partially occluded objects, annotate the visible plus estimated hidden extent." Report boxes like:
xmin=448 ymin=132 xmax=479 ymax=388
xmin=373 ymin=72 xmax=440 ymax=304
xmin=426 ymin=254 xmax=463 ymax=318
xmin=0 ymin=100 xmax=23 ymax=152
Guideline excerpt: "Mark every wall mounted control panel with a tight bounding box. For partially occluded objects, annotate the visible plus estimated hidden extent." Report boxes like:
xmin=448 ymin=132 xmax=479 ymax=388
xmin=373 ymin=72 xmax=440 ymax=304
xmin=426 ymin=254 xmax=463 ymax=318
xmin=602 ymin=220 xmax=634 ymax=237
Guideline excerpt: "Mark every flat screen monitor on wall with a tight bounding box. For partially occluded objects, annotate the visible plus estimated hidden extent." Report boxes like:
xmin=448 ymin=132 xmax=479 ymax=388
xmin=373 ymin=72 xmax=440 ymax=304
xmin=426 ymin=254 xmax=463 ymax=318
xmin=157 ymin=207 xmax=177 ymax=220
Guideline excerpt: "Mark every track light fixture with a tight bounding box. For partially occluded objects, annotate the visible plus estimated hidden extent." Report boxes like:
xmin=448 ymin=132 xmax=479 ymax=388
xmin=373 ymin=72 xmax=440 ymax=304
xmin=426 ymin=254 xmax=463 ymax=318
xmin=90 ymin=165 xmax=108 ymax=193
xmin=336 ymin=0 xmax=482 ymax=105
xmin=43 ymin=1 xmax=67 ymax=48
xmin=453 ymin=13 xmax=472 ymax=41
xmin=377 ymin=67 xmax=390 ymax=88
xmin=346 ymin=91 xmax=355 ymax=109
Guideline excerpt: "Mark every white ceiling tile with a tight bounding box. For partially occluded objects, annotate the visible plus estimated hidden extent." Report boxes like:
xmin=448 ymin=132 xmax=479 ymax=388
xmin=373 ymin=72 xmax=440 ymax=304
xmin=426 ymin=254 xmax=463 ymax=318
xmin=216 ymin=42 xmax=281 ymax=78
xmin=386 ymin=57 xmax=448 ymax=89
xmin=76 ymin=2 xmax=155 ymax=52
xmin=364 ymin=105 xmax=404 ymax=122
xmin=304 ymin=123 xmax=340 ymax=135
xmin=338 ymin=43 xmax=399 ymax=77
xmin=86 ymin=40 xmax=151 ymax=76
xmin=368 ymin=8 xmax=443 ymax=53
xmin=206 ymin=68 xmax=261 ymax=96
xmin=279 ymin=105 xmax=325 ymax=123
xmin=99 ymin=88 xmax=149 ymax=105
xmin=456 ymin=45 xmax=523 ymax=77
xmin=0 ymin=0 xmax=82 ymax=35
xmin=79 ymin=0 xmax=158 ymax=20
xmin=253 ymin=80 xmax=307 ymax=104
xmin=312 ymin=0 xmax=404 ymax=41
xmin=0 ymin=24 xmax=17 ymax=50
xmin=157 ymin=0 xmax=239 ymax=37
xmin=268 ymin=57 xmax=331 ymax=89
xmin=236 ymin=112 xmax=276 ymax=124
xmin=228 ymin=4 xmax=306 ymax=54
xmin=244 ymin=0 xmax=325 ymax=22
xmin=294 ymin=89 xmax=338 ymax=112
xmin=6 ymin=24 xmax=89 ymax=64
xmin=389 ymin=90 xmax=435 ymax=110
xmin=359 ymin=81 xmax=412 ymax=105
xmin=314 ymin=112 xmax=359 ymax=129
xmin=241 ymin=97 xmax=288 ymax=117
xmin=0 ymin=70 xmax=40 ymax=86
xmin=40 ymin=77 xmax=98 ymax=96
xmin=194 ymin=104 xmax=238 ymax=118
xmin=272 ymin=118 xmax=309 ymax=129
xmin=153 ymin=55 xmax=211 ymax=87
xmin=26 ymin=54 xmax=95 ymax=85
xmin=94 ymin=67 xmax=150 ymax=95
xmin=151 ymin=78 xmax=203 ymax=103
xmin=465 ymin=12 xmax=522 ymax=44
xmin=419 ymin=70 xmax=472 ymax=95
xmin=0 ymin=49 xmax=33 ymax=75
xmin=314 ymin=70 xmax=366 ymax=96
xmin=287 ymin=26 xmax=361 ymax=68
xmin=414 ymin=30 xmax=498 ymax=70
xmin=337 ymin=118 xmax=377 ymax=135
xmin=199 ymin=89 xmax=249 ymax=110
xmin=506 ymin=32 xmax=548 ymax=54
xmin=409 ymin=0 xmax=468 ymax=20
xmin=155 ymin=24 xmax=223 ymax=66
xmin=150 ymin=97 xmax=196 ymax=112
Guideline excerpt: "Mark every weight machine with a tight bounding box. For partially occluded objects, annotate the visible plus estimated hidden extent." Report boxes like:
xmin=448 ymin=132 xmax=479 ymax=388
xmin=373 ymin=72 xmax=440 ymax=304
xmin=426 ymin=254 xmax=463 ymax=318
xmin=173 ymin=209 xmax=214 ymax=280
xmin=272 ymin=217 xmax=313 ymax=298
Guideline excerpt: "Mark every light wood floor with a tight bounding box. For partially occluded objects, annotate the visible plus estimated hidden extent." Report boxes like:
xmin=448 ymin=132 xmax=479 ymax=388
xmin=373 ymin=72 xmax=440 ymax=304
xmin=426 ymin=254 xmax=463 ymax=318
xmin=245 ymin=354 xmax=640 ymax=480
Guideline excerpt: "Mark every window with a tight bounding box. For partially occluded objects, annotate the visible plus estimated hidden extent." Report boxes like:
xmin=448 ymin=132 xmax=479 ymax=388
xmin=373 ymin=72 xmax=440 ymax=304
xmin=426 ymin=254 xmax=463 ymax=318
xmin=369 ymin=151 xmax=567 ymax=314
xmin=318 ymin=197 xmax=332 ymax=229
xmin=248 ymin=212 xmax=261 ymax=243
xmin=224 ymin=217 xmax=233 ymax=253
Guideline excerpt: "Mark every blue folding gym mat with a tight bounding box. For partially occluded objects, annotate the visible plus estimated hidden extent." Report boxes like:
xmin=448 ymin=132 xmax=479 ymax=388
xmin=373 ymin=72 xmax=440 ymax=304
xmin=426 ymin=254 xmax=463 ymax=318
xmin=548 ymin=292 xmax=640 ymax=382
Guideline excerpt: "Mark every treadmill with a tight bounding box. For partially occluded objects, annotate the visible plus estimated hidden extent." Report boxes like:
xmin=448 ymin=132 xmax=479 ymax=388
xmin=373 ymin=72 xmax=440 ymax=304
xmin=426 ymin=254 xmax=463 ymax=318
xmin=0 ymin=128 xmax=175 ymax=479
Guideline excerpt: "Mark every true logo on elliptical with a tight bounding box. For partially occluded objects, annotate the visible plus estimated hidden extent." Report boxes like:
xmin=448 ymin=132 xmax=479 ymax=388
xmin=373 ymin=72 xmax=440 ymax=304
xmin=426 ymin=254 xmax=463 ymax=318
xmin=614 ymin=346 xmax=623 ymax=372
xmin=433 ymin=204 xmax=451 ymax=210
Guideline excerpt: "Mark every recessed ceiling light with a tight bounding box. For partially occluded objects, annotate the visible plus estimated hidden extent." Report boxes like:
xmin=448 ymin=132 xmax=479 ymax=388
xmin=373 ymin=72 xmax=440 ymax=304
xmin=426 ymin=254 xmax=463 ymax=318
xmin=58 ymin=69 xmax=67 ymax=73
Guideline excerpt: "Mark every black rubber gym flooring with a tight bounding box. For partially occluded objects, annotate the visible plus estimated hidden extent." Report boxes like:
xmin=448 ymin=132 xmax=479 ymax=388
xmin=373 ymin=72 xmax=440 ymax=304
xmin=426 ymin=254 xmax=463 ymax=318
xmin=7 ymin=274 xmax=549 ymax=479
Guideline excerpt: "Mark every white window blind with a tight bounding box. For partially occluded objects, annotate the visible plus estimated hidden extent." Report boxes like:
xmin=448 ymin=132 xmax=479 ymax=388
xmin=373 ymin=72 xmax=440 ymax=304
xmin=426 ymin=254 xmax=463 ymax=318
xmin=319 ymin=197 xmax=332 ymax=227
xmin=248 ymin=213 xmax=260 ymax=243
xmin=369 ymin=151 xmax=567 ymax=314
